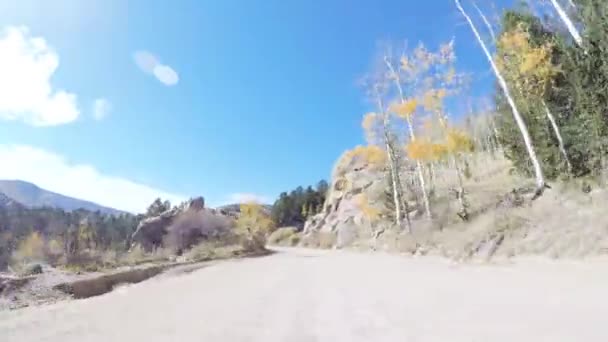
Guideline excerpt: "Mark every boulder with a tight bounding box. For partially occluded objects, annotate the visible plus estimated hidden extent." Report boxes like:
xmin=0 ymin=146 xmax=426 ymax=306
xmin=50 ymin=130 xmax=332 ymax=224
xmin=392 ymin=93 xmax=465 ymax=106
xmin=130 ymin=197 xmax=232 ymax=252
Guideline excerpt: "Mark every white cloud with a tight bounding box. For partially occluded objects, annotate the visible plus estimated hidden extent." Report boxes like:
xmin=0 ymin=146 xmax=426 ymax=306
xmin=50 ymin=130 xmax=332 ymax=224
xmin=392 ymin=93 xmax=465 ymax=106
xmin=226 ymin=193 xmax=272 ymax=205
xmin=133 ymin=50 xmax=179 ymax=86
xmin=153 ymin=65 xmax=179 ymax=86
xmin=0 ymin=145 xmax=186 ymax=213
xmin=92 ymin=98 xmax=111 ymax=121
xmin=0 ymin=26 xmax=79 ymax=126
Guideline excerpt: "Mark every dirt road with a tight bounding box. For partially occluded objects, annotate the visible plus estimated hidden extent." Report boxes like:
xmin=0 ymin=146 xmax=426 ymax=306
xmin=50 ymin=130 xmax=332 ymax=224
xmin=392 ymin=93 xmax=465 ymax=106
xmin=2 ymin=248 xmax=607 ymax=341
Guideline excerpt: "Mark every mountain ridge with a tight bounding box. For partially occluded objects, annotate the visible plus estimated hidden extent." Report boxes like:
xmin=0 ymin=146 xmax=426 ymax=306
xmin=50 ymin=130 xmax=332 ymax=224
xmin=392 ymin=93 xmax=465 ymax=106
xmin=0 ymin=180 xmax=125 ymax=215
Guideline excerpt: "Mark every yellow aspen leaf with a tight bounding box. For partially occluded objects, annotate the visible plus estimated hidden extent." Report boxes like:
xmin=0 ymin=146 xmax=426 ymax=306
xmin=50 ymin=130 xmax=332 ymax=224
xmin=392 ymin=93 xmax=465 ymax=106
xmin=446 ymin=128 xmax=474 ymax=153
xmin=444 ymin=67 xmax=456 ymax=84
xmin=362 ymin=112 xmax=379 ymax=144
xmin=405 ymin=139 xmax=434 ymax=161
xmin=390 ymin=99 xmax=417 ymax=118
xmin=431 ymin=143 xmax=448 ymax=160
xmin=355 ymin=194 xmax=381 ymax=222
xmin=345 ymin=145 xmax=387 ymax=166
xmin=436 ymin=88 xmax=447 ymax=99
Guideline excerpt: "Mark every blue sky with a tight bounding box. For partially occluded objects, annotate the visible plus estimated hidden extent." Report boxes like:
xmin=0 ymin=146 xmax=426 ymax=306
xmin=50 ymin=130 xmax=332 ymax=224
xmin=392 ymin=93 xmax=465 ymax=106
xmin=0 ymin=0 xmax=515 ymax=212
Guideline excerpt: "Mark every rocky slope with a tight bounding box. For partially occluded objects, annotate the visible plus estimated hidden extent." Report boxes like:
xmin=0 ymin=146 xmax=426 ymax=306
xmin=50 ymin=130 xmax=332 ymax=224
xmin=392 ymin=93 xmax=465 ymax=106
xmin=303 ymin=149 xmax=393 ymax=247
xmin=303 ymin=152 xmax=608 ymax=259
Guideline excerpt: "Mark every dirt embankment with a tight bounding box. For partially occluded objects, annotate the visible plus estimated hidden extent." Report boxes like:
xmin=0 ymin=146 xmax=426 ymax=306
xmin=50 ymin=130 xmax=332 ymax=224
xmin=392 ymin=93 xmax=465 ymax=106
xmin=1 ymin=248 xmax=272 ymax=311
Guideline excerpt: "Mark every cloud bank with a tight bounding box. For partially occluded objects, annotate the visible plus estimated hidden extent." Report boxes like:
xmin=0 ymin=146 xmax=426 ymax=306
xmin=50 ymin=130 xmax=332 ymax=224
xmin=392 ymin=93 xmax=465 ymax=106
xmin=0 ymin=26 xmax=79 ymax=126
xmin=0 ymin=145 xmax=186 ymax=213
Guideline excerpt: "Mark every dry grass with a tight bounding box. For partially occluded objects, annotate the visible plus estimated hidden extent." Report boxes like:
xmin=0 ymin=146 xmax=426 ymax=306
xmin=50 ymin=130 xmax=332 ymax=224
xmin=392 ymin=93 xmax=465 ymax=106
xmin=268 ymin=227 xmax=299 ymax=246
xmin=119 ymin=246 xmax=173 ymax=267
xmin=301 ymin=231 xmax=337 ymax=249
xmin=182 ymin=241 xmax=242 ymax=262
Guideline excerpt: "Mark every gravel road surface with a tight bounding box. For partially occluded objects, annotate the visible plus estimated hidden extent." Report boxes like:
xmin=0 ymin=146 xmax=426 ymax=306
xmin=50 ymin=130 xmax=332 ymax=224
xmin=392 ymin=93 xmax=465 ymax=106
xmin=2 ymin=248 xmax=607 ymax=342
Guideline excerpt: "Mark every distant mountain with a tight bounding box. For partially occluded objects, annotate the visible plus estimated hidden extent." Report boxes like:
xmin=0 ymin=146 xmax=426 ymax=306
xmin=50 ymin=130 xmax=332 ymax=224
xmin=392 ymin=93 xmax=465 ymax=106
xmin=0 ymin=192 xmax=23 ymax=210
xmin=0 ymin=180 xmax=125 ymax=215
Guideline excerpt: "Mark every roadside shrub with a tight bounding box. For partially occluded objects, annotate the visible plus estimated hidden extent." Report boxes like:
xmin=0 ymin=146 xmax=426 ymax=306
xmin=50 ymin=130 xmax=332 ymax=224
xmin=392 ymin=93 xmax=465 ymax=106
xmin=12 ymin=232 xmax=45 ymax=265
xmin=164 ymin=210 xmax=233 ymax=254
xmin=182 ymin=241 xmax=216 ymax=262
xmin=288 ymin=234 xmax=301 ymax=246
xmin=301 ymin=231 xmax=336 ymax=249
xmin=318 ymin=232 xmax=336 ymax=249
xmin=121 ymin=246 xmax=145 ymax=266
xmin=20 ymin=263 xmax=43 ymax=276
xmin=268 ymin=227 xmax=297 ymax=245
xmin=236 ymin=202 xmax=274 ymax=252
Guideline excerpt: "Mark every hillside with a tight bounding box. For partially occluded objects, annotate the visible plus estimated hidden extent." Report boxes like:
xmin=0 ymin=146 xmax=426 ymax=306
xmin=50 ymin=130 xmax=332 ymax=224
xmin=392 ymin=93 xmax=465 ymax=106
xmin=0 ymin=180 xmax=124 ymax=215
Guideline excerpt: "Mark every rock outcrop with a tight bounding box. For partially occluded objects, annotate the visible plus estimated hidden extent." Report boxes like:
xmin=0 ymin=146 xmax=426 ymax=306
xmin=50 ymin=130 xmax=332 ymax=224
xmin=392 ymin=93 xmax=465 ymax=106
xmin=130 ymin=197 xmax=232 ymax=252
xmin=303 ymin=151 xmax=399 ymax=248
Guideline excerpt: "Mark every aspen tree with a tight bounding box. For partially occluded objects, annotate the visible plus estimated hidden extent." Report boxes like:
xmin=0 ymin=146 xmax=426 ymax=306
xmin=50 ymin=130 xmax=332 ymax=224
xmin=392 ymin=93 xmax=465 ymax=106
xmin=455 ymin=0 xmax=547 ymax=198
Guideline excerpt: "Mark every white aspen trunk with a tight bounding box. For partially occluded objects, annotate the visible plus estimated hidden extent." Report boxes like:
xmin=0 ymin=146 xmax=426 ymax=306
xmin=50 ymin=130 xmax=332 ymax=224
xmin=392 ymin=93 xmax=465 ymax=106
xmin=429 ymin=162 xmax=436 ymax=195
xmin=383 ymin=56 xmax=433 ymax=219
xmin=472 ymin=1 xmax=497 ymax=41
xmin=543 ymin=101 xmax=572 ymax=174
xmin=489 ymin=115 xmax=502 ymax=151
xmin=452 ymin=155 xmax=469 ymax=221
xmin=549 ymin=0 xmax=583 ymax=47
xmin=455 ymin=0 xmax=546 ymax=197
xmin=376 ymin=94 xmax=410 ymax=232
xmin=386 ymin=141 xmax=405 ymax=228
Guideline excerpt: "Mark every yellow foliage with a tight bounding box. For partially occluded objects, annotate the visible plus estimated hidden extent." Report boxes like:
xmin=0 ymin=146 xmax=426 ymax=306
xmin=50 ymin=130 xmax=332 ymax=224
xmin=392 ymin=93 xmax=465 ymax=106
xmin=444 ymin=67 xmax=456 ymax=84
xmin=362 ymin=112 xmax=380 ymax=144
xmin=15 ymin=231 xmax=45 ymax=262
xmin=421 ymin=89 xmax=447 ymax=111
xmin=237 ymin=202 xmax=274 ymax=236
xmin=389 ymin=99 xmax=417 ymax=118
xmin=406 ymin=139 xmax=450 ymax=162
xmin=78 ymin=224 xmax=96 ymax=250
xmin=446 ymin=128 xmax=474 ymax=153
xmin=497 ymin=24 xmax=558 ymax=95
xmin=355 ymin=194 xmax=381 ymax=222
xmin=345 ymin=145 xmax=387 ymax=166
xmin=405 ymin=139 xmax=433 ymax=161
xmin=431 ymin=143 xmax=448 ymax=160
xmin=362 ymin=112 xmax=377 ymax=131
xmin=47 ymin=238 xmax=63 ymax=256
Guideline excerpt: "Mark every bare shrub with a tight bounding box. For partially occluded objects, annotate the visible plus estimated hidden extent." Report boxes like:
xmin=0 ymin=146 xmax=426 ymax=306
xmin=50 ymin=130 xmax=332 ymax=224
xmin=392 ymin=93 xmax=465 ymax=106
xmin=164 ymin=210 xmax=233 ymax=254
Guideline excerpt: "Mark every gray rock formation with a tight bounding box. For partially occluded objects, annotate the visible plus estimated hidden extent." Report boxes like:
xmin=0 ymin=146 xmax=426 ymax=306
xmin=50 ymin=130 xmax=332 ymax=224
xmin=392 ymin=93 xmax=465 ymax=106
xmin=130 ymin=197 xmax=233 ymax=252
xmin=303 ymin=151 xmax=394 ymax=248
